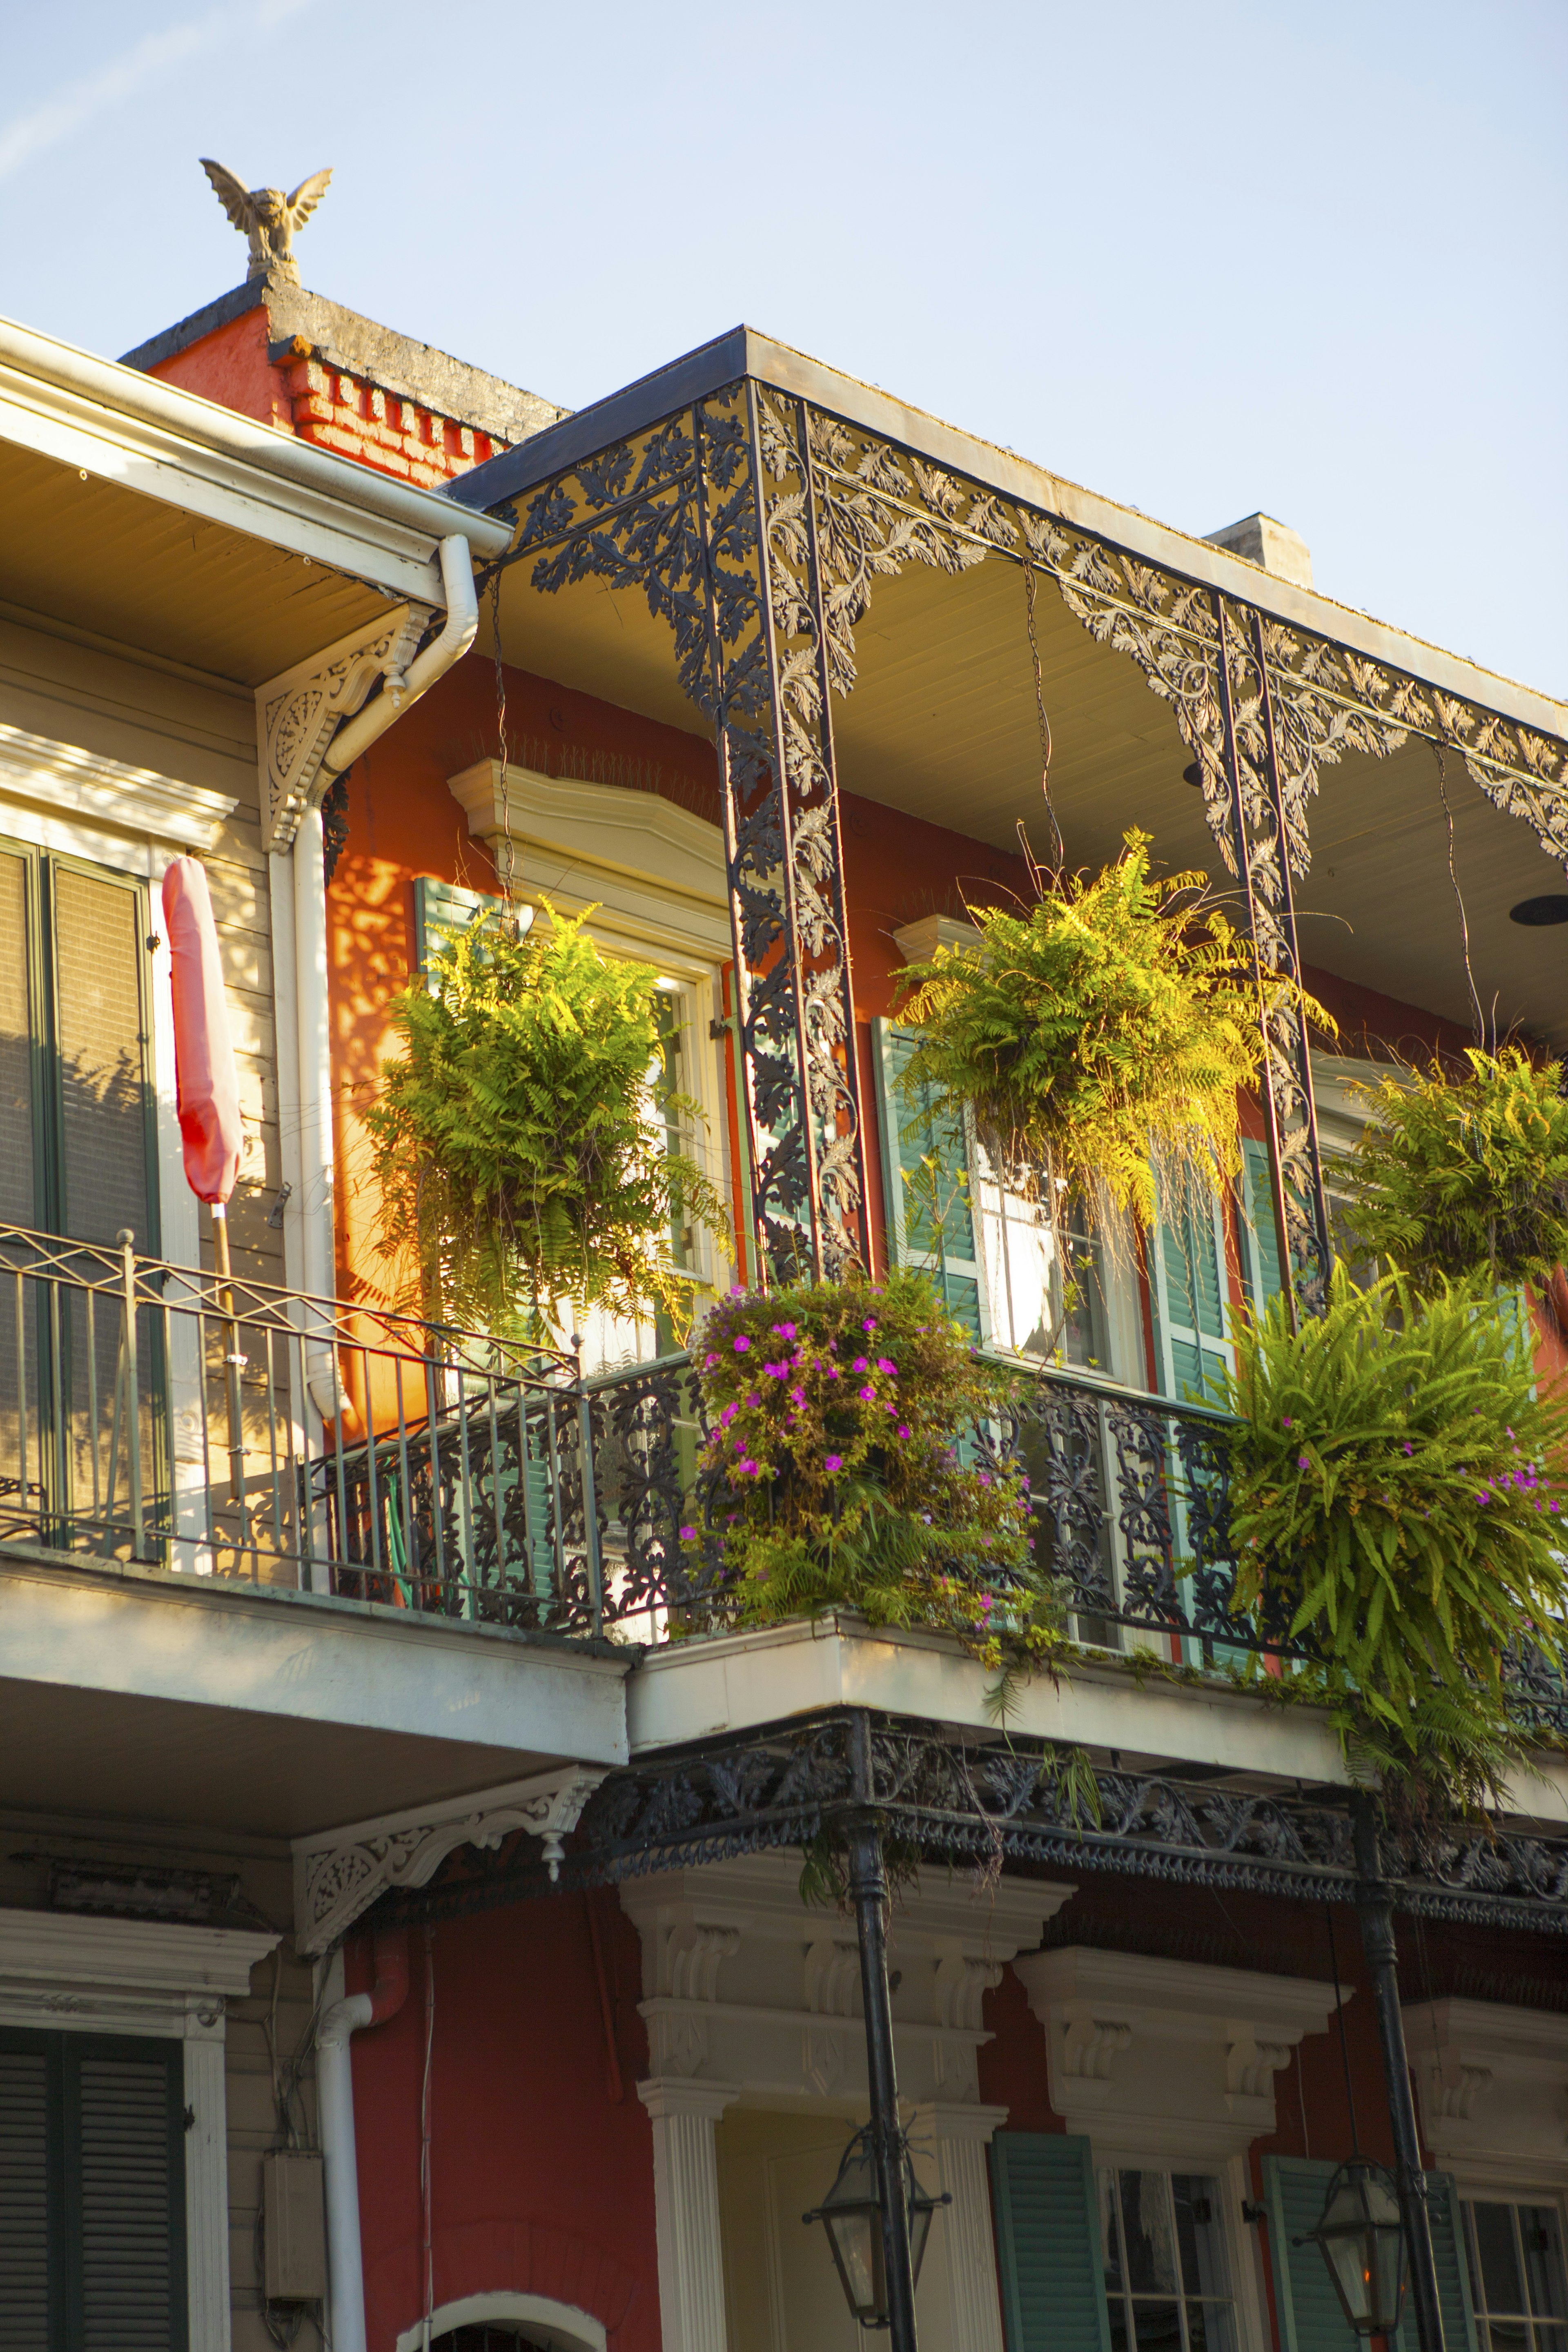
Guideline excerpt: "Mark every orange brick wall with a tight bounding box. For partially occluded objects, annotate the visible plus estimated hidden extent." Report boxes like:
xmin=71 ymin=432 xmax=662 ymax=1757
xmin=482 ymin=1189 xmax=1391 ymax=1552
xmin=148 ymin=315 xmax=507 ymax=486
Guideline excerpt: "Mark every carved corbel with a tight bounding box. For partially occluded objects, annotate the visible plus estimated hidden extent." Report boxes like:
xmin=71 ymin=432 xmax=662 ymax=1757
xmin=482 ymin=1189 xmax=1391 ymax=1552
xmin=256 ymin=604 xmax=431 ymax=852
xmin=1425 ymin=2054 xmax=1495 ymax=2123
xmin=1224 ymin=2029 xmax=1294 ymax=2105
xmin=804 ymin=1936 xmax=860 ymax=2019
xmin=1062 ymin=2011 xmax=1133 ymax=2082
xmin=292 ymin=1766 xmax=605 ymax=1954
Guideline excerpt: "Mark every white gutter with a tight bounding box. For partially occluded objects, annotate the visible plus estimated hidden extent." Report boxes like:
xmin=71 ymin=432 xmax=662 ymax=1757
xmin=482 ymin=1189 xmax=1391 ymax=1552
xmin=320 ymin=534 xmax=479 ymax=777
xmin=0 ymin=312 xmax=511 ymax=560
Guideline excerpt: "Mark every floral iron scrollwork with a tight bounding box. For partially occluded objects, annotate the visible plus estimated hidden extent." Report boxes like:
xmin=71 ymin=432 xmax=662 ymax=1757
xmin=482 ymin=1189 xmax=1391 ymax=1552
xmin=502 ymin=387 xmax=868 ymax=1284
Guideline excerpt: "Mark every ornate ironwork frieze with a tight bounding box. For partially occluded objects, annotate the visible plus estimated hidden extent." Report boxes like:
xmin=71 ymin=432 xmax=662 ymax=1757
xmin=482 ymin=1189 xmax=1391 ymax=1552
xmin=494 ymin=377 xmax=1568 ymax=1315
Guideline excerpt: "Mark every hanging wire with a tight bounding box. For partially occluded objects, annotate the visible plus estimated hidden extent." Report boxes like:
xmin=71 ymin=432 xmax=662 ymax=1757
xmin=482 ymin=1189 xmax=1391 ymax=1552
xmin=1023 ymin=563 xmax=1063 ymax=877
xmin=1324 ymin=1902 xmax=1363 ymax=2154
xmin=1434 ymin=740 xmax=1488 ymax=1049
xmin=489 ymin=571 xmax=518 ymax=911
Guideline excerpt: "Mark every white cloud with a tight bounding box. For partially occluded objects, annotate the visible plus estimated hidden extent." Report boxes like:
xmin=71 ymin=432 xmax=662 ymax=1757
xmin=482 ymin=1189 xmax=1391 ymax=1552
xmin=0 ymin=0 xmax=317 ymax=182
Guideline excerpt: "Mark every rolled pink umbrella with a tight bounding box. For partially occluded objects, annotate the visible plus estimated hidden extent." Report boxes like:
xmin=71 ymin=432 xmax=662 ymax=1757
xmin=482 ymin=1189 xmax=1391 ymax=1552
xmin=162 ymin=855 xmax=248 ymax=1516
xmin=162 ymin=856 xmax=242 ymax=1207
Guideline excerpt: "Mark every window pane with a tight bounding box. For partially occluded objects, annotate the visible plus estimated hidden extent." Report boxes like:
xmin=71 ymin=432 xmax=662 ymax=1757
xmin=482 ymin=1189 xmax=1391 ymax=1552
xmin=1532 ymin=2327 xmax=1566 ymax=2352
xmin=1188 ymin=2301 xmax=1237 ymax=2352
xmin=1130 ymin=2300 xmax=1183 ymax=2352
xmin=1120 ymin=2170 xmax=1180 ymax=2295
xmin=1173 ymin=2175 xmax=1229 ymax=2299
xmin=1470 ymin=2203 xmax=1526 ymax=2316
xmin=1481 ymin=2321 xmax=1530 ymax=2352
xmin=1523 ymin=2209 xmax=1567 ymax=2319
xmin=1107 ymin=2300 xmax=1131 ymax=2352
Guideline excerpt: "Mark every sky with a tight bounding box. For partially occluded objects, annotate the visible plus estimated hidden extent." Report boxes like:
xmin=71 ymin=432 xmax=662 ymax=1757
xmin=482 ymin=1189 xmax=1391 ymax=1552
xmin=2 ymin=0 xmax=1564 ymax=699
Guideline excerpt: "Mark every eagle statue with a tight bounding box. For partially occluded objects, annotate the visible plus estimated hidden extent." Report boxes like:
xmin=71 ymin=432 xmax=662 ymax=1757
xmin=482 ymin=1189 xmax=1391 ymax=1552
xmin=200 ymin=159 xmax=333 ymax=283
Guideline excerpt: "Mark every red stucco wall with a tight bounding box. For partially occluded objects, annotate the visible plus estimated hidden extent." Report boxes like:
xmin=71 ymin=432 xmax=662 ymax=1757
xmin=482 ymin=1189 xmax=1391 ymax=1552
xmin=345 ymin=1894 xmax=659 ymax=2352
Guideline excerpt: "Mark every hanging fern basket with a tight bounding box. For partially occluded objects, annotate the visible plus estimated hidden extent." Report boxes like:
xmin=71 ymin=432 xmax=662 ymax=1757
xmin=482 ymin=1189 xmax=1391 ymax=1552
xmin=892 ymin=829 xmax=1327 ymax=1234
xmin=366 ymin=901 xmax=728 ymax=1342
xmin=1343 ymin=1045 xmax=1568 ymax=1295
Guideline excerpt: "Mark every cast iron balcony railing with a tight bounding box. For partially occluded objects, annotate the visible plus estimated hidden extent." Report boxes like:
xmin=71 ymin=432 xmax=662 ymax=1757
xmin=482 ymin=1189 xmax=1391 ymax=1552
xmin=1 ymin=1224 xmax=1560 ymax=1730
xmin=0 ymin=1222 xmax=593 ymax=1623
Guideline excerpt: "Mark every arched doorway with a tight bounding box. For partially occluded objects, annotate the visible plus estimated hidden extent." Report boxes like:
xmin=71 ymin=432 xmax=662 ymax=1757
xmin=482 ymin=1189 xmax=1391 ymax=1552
xmin=400 ymin=2291 xmax=606 ymax=2352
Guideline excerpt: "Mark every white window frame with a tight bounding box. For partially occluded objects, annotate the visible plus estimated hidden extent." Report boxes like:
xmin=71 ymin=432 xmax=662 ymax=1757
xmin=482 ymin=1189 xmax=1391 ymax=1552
xmin=1454 ymin=2185 xmax=1568 ymax=2352
xmin=0 ymin=1905 xmax=278 ymax=2351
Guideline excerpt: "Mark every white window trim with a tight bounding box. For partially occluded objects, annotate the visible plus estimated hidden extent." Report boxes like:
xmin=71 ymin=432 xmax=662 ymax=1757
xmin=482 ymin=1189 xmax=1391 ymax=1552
xmin=0 ymin=1905 xmax=279 ymax=2352
xmin=444 ymin=766 xmax=739 ymax=1318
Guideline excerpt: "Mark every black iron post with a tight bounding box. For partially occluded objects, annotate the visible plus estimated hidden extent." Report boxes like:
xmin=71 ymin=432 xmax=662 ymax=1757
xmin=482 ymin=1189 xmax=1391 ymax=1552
xmin=848 ymin=1715 xmax=919 ymax=2350
xmin=1352 ymin=1800 xmax=1446 ymax=2352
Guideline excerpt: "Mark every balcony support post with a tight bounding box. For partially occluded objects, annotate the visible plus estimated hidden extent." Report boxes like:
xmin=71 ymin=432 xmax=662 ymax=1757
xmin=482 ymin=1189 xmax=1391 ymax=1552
xmin=848 ymin=1710 xmax=921 ymax=2351
xmin=1352 ymin=1797 xmax=1446 ymax=2352
xmin=1212 ymin=595 xmax=1334 ymax=1319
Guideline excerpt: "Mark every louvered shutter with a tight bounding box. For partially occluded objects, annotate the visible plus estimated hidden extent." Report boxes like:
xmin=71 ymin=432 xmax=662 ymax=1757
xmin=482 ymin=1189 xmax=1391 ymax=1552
xmin=1240 ymin=1138 xmax=1285 ymax=1314
xmin=1394 ymin=2175 xmax=1480 ymax=2352
xmin=0 ymin=2040 xmax=53 ymax=2349
xmin=1149 ymin=1181 xmax=1232 ymax=1405
xmin=51 ymin=865 xmax=155 ymax=1252
xmin=1263 ymin=2157 xmax=1479 ymax=2352
xmin=0 ymin=2029 xmax=186 ymax=2349
xmin=990 ymin=2131 xmax=1112 ymax=2352
xmin=1262 ymin=2156 xmax=1361 ymax=2352
xmin=873 ymin=1019 xmax=987 ymax=1341
xmin=74 ymin=2040 xmax=187 ymax=2350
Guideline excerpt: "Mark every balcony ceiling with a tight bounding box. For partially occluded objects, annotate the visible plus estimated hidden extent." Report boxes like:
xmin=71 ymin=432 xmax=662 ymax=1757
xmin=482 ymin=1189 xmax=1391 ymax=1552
xmin=0 ymin=437 xmax=392 ymax=686
xmin=494 ymin=545 xmax=1568 ymax=1052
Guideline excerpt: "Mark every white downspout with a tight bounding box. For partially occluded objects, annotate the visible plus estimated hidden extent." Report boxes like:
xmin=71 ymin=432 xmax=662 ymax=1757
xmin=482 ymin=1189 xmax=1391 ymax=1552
xmin=318 ymin=533 xmax=480 ymax=782
xmin=317 ymin=1951 xmax=372 ymax=2352
xmin=317 ymin=1933 xmax=410 ymax=2352
xmin=293 ymin=532 xmax=481 ymax=1421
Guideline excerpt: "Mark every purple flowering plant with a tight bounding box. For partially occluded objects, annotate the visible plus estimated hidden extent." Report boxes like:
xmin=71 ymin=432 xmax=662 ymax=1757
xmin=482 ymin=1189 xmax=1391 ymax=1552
xmin=681 ymin=1268 xmax=1051 ymax=1667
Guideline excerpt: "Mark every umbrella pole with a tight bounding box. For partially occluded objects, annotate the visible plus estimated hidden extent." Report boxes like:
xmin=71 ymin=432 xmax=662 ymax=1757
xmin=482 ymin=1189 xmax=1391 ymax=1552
xmin=211 ymin=1203 xmax=248 ymax=1533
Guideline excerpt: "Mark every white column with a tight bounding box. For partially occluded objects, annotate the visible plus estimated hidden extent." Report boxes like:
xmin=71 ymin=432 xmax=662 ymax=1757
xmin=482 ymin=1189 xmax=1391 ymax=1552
xmin=637 ymin=2077 xmax=740 ymax=2352
xmin=909 ymin=2102 xmax=1011 ymax=2352
xmin=183 ymin=2000 xmax=233 ymax=2351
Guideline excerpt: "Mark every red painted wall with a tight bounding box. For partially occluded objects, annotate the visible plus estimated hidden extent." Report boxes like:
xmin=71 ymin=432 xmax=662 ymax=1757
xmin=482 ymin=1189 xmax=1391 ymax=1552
xmin=345 ymin=1893 xmax=659 ymax=2352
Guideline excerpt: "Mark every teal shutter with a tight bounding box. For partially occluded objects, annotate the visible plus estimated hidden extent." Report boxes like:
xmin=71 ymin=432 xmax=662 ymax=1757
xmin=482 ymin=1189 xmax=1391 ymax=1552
xmin=413 ymin=874 xmax=499 ymax=978
xmin=1241 ymin=1138 xmax=1286 ymax=1314
xmin=1263 ymin=2156 xmax=1361 ymax=2352
xmin=873 ymin=1018 xmax=987 ymax=1341
xmin=990 ymin=2132 xmax=1111 ymax=2352
xmin=1397 ymin=2176 xmax=1480 ymax=2352
xmin=1149 ymin=1178 xmax=1232 ymax=1405
xmin=1263 ymin=2158 xmax=1479 ymax=2352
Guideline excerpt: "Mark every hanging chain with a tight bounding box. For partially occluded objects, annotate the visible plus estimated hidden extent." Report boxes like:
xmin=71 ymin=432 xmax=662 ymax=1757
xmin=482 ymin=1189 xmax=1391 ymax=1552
xmin=489 ymin=572 xmax=518 ymax=912
xmin=1434 ymin=739 xmax=1488 ymax=1050
xmin=1022 ymin=563 xmax=1062 ymax=875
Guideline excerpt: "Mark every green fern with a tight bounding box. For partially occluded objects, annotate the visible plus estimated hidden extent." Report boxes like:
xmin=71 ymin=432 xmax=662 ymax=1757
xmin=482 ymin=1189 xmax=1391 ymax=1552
xmin=893 ymin=830 xmax=1331 ymax=1235
xmin=366 ymin=902 xmax=729 ymax=1342
xmin=1343 ymin=1046 xmax=1568 ymax=1294
xmin=1222 ymin=1265 xmax=1568 ymax=1810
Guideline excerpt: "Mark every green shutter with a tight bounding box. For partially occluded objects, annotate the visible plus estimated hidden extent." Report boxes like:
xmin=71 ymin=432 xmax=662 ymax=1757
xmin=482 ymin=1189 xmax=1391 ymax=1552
xmin=1150 ymin=1178 xmax=1232 ymax=1405
xmin=873 ymin=1018 xmax=986 ymax=1341
xmin=1263 ymin=2156 xmax=1361 ymax=2352
xmin=1241 ymin=1138 xmax=1285 ymax=1313
xmin=0 ymin=2027 xmax=186 ymax=2349
xmin=1396 ymin=2176 xmax=1480 ymax=2352
xmin=990 ymin=2132 xmax=1111 ymax=2352
xmin=1264 ymin=2157 xmax=1479 ymax=2352
xmin=413 ymin=874 xmax=500 ymax=978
